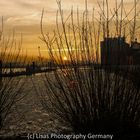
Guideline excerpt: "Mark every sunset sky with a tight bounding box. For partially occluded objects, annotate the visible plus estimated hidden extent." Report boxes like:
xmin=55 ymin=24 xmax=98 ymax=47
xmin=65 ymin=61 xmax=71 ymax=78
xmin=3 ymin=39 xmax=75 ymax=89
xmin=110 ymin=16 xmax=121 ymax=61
xmin=0 ymin=0 xmax=139 ymax=57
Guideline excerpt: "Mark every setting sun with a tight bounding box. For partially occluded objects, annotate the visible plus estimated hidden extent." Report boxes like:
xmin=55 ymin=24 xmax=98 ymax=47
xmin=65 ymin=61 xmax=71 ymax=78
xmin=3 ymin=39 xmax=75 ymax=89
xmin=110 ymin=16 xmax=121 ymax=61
xmin=63 ymin=56 xmax=68 ymax=61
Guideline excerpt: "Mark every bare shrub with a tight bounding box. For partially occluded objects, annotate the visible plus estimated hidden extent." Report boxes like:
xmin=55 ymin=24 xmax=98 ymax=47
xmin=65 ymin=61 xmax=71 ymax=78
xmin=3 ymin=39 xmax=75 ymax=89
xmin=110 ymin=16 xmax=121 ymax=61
xmin=39 ymin=0 xmax=140 ymax=138
xmin=0 ymin=18 xmax=26 ymax=129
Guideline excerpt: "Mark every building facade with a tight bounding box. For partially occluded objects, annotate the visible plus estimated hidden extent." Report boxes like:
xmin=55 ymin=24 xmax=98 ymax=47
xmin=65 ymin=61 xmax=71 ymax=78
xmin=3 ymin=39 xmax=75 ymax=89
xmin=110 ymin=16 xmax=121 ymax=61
xmin=101 ymin=37 xmax=140 ymax=65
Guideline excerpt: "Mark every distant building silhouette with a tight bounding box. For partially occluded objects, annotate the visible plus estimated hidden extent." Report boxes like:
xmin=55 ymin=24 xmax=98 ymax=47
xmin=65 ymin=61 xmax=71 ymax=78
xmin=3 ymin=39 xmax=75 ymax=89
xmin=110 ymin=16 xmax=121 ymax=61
xmin=129 ymin=39 xmax=140 ymax=65
xmin=101 ymin=37 xmax=140 ymax=65
xmin=26 ymin=62 xmax=41 ymax=74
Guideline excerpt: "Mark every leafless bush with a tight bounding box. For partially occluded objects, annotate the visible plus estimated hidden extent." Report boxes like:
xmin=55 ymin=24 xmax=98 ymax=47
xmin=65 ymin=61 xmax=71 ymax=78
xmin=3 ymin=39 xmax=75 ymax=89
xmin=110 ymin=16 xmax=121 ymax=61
xmin=39 ymin=0 xmax=140 ymax=138
xmin=0 ymin=18 xmax=26 ymax=129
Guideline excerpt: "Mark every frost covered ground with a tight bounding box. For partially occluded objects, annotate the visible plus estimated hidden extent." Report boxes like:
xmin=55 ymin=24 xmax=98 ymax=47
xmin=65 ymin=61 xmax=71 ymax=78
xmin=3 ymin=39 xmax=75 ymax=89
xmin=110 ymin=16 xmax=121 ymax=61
xmin=0 ymin=73 xmax=69 ymax=137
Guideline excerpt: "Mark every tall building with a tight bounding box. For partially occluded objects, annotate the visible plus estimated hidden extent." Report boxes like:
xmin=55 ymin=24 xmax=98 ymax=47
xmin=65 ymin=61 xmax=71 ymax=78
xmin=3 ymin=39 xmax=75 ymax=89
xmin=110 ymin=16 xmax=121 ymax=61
xmin=100 ymin=37 xmax=140 ymax=65
xmin=129 ymin=39 xmax=140 ymax=65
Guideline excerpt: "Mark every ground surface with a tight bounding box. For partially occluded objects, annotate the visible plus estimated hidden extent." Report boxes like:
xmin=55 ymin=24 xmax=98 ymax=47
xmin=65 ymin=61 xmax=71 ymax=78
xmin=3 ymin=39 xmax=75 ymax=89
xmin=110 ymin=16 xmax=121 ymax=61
xmin=0 ymin=74 xmax=69 ymax=138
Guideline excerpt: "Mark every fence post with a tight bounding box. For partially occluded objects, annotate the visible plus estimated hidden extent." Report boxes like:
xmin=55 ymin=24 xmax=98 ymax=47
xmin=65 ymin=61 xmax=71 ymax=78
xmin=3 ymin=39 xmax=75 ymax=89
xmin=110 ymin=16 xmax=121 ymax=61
xmin=9 ymin=62 xmax=12 ymax=75
xmin=32 ymin=61 xmax=35 ymax=74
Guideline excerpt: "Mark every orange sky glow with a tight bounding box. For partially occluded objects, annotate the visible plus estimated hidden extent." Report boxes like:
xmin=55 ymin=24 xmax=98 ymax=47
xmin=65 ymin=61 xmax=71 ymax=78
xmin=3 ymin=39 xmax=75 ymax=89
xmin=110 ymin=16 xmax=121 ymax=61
xmin=0 ymin=0 xmax=140 ymax=59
